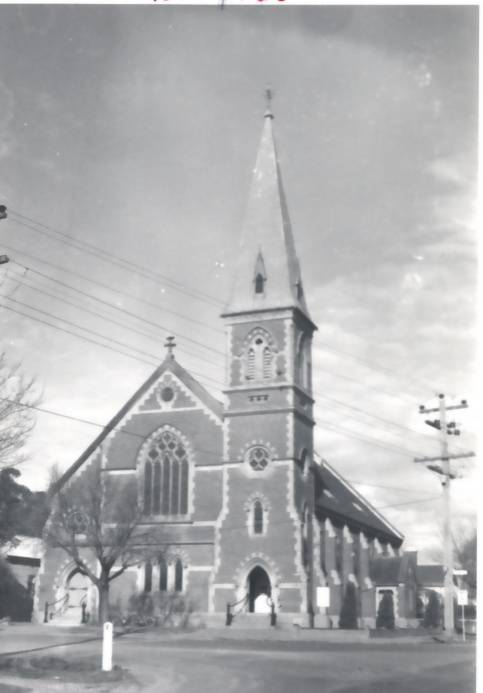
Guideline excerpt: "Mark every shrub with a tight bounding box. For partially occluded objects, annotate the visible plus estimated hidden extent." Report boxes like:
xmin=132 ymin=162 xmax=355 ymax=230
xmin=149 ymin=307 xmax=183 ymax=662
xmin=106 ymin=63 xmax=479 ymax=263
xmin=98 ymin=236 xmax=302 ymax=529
xmin=127 ymin=591 xmax=154 ymax=619
xmin=423 ymin=590 xmax=441 ymax=629
xmin=416 ymin=595 xmax=425 ymax=620
xmin=339 ymin=582 xmax=358 ymax=629
xmin=125 ymin=591 xmax=196 ymax=629
xmin=376 ymin=591 xmax=395 ymax=630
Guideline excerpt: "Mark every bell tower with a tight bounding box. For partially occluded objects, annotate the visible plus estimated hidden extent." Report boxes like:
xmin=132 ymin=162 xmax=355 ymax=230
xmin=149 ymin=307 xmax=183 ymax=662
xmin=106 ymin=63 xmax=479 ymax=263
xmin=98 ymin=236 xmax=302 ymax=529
xmin=212 ymin=96 xmax=318 ymax=620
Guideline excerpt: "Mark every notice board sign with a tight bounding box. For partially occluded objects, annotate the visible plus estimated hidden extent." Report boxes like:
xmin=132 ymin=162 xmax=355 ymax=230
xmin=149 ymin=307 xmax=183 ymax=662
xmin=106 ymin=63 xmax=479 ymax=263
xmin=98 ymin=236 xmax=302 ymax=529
xmin=457 ymin=590 xmax=468 ymax=606
xmin=317 ymin=586 xmax=330 ymax=608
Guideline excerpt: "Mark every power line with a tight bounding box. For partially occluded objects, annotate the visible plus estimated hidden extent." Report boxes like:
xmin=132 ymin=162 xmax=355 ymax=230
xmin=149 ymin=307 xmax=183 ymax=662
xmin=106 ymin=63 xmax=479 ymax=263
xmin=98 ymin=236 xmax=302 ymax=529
xmin=1 ymin=302 xmax=156 ymax=368
xmin=376 ymin=495 xmax=442 ymax=510
xmin=6 ymin=256 xmax=225 ymax=358
xmin=317 ymin=339 xmax=434 ymax=401
xmin=2 ymin=290 xmax=431 ymax=458
xmin=317 ymin=418 xmax=426 ymax=459
xmin=317 ymin=391 xmax=465 ymax=451
xmin=2 ymin=270 xmax=221 ymax=369
xmin=1 ymin=265 xmax=452 ymax=456
xmin=3 ymin=243 xmax=223 ymax=340
xmin=3 ymin=209 xmax=451 ymax=403
xmin=0 ymin=395 xmax=435 ymax=499
xmin=9 ymin=211 xmax=223 ymax=308
xmin=4 ymin=248 xmax=427 ymax=411
xmin=0 ymin=302 xmax=224 ymax=395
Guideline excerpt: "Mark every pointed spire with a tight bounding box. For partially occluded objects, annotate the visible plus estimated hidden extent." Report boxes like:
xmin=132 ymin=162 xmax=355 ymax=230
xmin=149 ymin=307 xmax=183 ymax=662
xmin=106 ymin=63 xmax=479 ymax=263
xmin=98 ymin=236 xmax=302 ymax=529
xmin=224 ymin=99 xmax=313 ymax=324
xmin=264 ymin=86 xmax=274 ymax=120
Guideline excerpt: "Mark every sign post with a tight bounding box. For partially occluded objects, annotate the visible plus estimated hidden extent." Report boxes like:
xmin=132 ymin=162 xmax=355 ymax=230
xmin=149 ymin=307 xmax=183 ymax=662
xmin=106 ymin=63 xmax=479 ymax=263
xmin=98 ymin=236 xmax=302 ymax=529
xmin=102 ymin=621 xmax=113 ymax=672
xmin=457 ymin=590 xmax=468 ymax=643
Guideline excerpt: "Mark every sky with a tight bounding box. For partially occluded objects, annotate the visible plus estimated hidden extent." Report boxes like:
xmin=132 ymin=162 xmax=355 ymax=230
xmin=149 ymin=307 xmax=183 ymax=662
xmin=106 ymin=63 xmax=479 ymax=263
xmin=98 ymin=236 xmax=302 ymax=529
xmin=0 ymin=5 xmax=478 ymax=560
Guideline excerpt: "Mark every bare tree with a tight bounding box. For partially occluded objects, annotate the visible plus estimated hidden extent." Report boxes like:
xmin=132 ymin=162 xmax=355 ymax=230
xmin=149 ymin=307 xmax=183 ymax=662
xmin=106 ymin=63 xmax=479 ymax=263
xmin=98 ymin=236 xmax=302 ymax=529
xmin=46 ymin=460 xmax=159 ymax=624
xmin=0 ymin=351 xmax=40 ymax=469
xmin=453 ymin=527 xmax=476 ymax=596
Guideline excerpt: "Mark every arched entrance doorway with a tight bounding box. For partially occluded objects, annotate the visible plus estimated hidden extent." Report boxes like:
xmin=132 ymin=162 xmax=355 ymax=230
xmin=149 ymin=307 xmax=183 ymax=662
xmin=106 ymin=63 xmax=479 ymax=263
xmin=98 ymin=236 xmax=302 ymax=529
xmin=65 ymin=569 xmax=90 ymax=624
xmin=247 ymin=566 xmax=271 ymax=613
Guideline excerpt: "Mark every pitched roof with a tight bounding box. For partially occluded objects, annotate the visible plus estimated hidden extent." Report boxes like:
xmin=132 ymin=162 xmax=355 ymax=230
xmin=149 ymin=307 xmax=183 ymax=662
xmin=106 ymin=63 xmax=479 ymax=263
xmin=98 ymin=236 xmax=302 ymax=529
xmin=370 ymin=557 xmax=401 ymax=585
xmin=54 ymin=355 xmax=222 ymax=491
xmin=313 ymin=457 xmax=404 ymax=545
xmin=416 ymin=565 xmax=445 ymax=586
xmin=370 ymin=552 xmax=418 ymax=585
xmin=223 ymin=113 xmax=314 ymax=326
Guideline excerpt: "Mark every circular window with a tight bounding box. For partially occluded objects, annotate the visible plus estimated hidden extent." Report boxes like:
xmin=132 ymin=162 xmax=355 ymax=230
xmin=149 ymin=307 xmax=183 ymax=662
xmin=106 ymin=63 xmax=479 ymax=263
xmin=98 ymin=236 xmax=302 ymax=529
xmin=248 ymin=446 xmax=270 ymax=471
xmin=67 ymin=510 xmax=88 ymax=534
xmin=161 ymin=387 xmax=174 ymax=402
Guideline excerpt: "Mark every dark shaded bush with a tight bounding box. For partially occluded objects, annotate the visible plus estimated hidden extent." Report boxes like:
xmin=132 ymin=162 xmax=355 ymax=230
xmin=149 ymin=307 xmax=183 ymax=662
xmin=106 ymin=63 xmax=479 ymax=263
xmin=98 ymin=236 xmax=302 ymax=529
xmin=339 ymin=582 xmax=358 ymax=629
xmin=376 ymin=591 xmax=395 ymax=630
xmin=423 ymin=590 xmax=441 ymax=629
xmin=0 ymin=558 xmax=32 ymax=621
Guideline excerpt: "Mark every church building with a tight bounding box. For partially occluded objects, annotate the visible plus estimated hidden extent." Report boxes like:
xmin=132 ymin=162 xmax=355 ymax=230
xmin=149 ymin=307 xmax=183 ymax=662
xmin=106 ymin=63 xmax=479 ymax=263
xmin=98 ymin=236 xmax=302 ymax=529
xmin=36 ymin=106 xmax=420 ymax=629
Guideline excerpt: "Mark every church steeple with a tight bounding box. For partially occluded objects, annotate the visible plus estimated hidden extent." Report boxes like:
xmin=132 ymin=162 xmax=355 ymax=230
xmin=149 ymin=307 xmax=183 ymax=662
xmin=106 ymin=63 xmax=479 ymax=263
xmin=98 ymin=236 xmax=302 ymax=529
xmin=224 ymin=101 xmax=313 ymax=325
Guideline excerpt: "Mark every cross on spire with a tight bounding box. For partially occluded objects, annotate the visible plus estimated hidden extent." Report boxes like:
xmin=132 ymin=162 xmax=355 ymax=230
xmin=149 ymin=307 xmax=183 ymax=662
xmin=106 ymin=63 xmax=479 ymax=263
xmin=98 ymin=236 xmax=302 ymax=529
xmin=264 ymin=86 xmax=274 ymax=119
xmin=164 ymin=335 xmax=176 ymax=358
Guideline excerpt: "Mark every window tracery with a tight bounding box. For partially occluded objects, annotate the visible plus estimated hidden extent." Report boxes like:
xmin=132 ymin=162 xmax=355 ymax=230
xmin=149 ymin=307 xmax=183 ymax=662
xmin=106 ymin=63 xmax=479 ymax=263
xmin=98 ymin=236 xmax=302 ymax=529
xmin=247 ymin=445 xmax=270 ymax=471
xmin=142 ymin=427 xmax=190 ymax=516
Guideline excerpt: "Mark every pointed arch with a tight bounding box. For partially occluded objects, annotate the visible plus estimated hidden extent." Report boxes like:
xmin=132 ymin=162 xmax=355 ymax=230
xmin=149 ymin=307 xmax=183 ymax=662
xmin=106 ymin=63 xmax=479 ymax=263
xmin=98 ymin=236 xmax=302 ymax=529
xmin=159 ymin=556 xmax=168 ymax=592
xmin=253 ymin=500 xmax=264 ymax=534
xmin=144 ymin=561 xmax=153 ymax=593
xmin=253 ymin=252 xmax=267 ymax=295
xmin=174 ymin=558 xmax=183 ymax=592
xmin=242 ymin=327 xmax=276 ymax=381
xmin=296 ymin=333 xmax=311 ymax=390
xmin=139 ymin=426 xmax=192 ymax=518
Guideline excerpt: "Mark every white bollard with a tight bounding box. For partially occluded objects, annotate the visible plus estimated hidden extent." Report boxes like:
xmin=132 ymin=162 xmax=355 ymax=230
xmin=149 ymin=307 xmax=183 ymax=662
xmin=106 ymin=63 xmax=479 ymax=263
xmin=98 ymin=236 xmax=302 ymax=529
xmin=102 ymin=621 xmax=113 ymax=672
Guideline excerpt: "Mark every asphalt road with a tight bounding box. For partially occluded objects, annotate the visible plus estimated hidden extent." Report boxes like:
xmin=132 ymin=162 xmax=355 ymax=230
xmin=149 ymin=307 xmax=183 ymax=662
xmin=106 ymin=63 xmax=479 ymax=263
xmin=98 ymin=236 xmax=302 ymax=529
xmin=0 ymin=634 xmax=476 ymax=693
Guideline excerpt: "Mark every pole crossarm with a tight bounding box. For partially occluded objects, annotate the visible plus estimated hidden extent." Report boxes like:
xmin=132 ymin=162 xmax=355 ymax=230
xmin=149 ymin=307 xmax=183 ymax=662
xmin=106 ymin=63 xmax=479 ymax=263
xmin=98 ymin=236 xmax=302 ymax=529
xmin=419 ymin=403 xmax=468 ymax=414
xmin=414 ymin=452 xmax=475 ymax=464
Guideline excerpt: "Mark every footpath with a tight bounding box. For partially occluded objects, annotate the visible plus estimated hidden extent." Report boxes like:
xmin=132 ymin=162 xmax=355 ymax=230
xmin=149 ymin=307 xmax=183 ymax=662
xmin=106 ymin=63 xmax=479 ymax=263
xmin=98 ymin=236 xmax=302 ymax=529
xmin=0 ymin=622 xmax=469 ymax=658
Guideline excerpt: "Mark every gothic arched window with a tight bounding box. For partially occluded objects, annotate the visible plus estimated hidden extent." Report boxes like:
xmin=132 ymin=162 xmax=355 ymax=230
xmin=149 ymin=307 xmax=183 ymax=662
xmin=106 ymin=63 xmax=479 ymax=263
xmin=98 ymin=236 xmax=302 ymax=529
xmin=253 ymin=500 xmax=264 ymax=534
xmin=174 ymin=558 xmax=183 ymax=592
xmin=296 ymin=334 xmax=311 ymax=389
xmin=255 ymin=273 xmax=265 ymax=294
xmin=301 ymin=506 xmax=310 ymax=571
xmin=142 ymin=428 xmax=190 ymax=516
xmin=144 ymin=561 xmax=153 ymax=593
xmin=244 ymin=329 xmax=275 ymax=381
xmin=159 ymin=557 xmax=168 ymax=592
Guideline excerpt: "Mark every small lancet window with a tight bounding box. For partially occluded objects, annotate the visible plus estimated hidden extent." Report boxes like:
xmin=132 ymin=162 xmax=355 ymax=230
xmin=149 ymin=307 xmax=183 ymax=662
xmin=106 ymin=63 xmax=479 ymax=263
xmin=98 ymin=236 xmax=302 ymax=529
xmin=253 ymin=500 xmax=264 ymax=534
xmin=159 ymin=557 xmax=168 ymax=591
xmin=144 ymin=561 xmax=153 ymax=593
xmin=253 ymin=252 xmax=267 ymax=295
xmin=174 ymin=558 xmax=183 ymax=592
xmin=255 ymin=273 xmax=265 ymax=294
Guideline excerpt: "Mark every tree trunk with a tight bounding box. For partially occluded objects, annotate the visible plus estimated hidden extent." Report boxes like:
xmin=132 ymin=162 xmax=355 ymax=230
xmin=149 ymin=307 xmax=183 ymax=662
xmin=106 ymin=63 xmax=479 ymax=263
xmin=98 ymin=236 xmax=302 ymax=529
xmin=98 ymin=574 xmax=110 ymax=625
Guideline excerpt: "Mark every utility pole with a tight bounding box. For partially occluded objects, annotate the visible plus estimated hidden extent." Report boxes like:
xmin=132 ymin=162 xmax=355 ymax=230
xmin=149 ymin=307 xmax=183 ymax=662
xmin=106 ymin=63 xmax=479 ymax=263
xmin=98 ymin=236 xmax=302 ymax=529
xmin=415 ymin=394 xmax=474 ymax=639
xmin=0 ymin=204 xmax=10 ymax=266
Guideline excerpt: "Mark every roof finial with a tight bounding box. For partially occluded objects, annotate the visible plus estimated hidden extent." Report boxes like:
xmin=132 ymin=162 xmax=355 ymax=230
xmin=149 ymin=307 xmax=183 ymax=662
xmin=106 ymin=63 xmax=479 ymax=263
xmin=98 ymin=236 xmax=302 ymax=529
xmin=264 ymin=86 xmax=274 ymax=119
xmin=164 ymin=335 xmax=176 ymax=358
